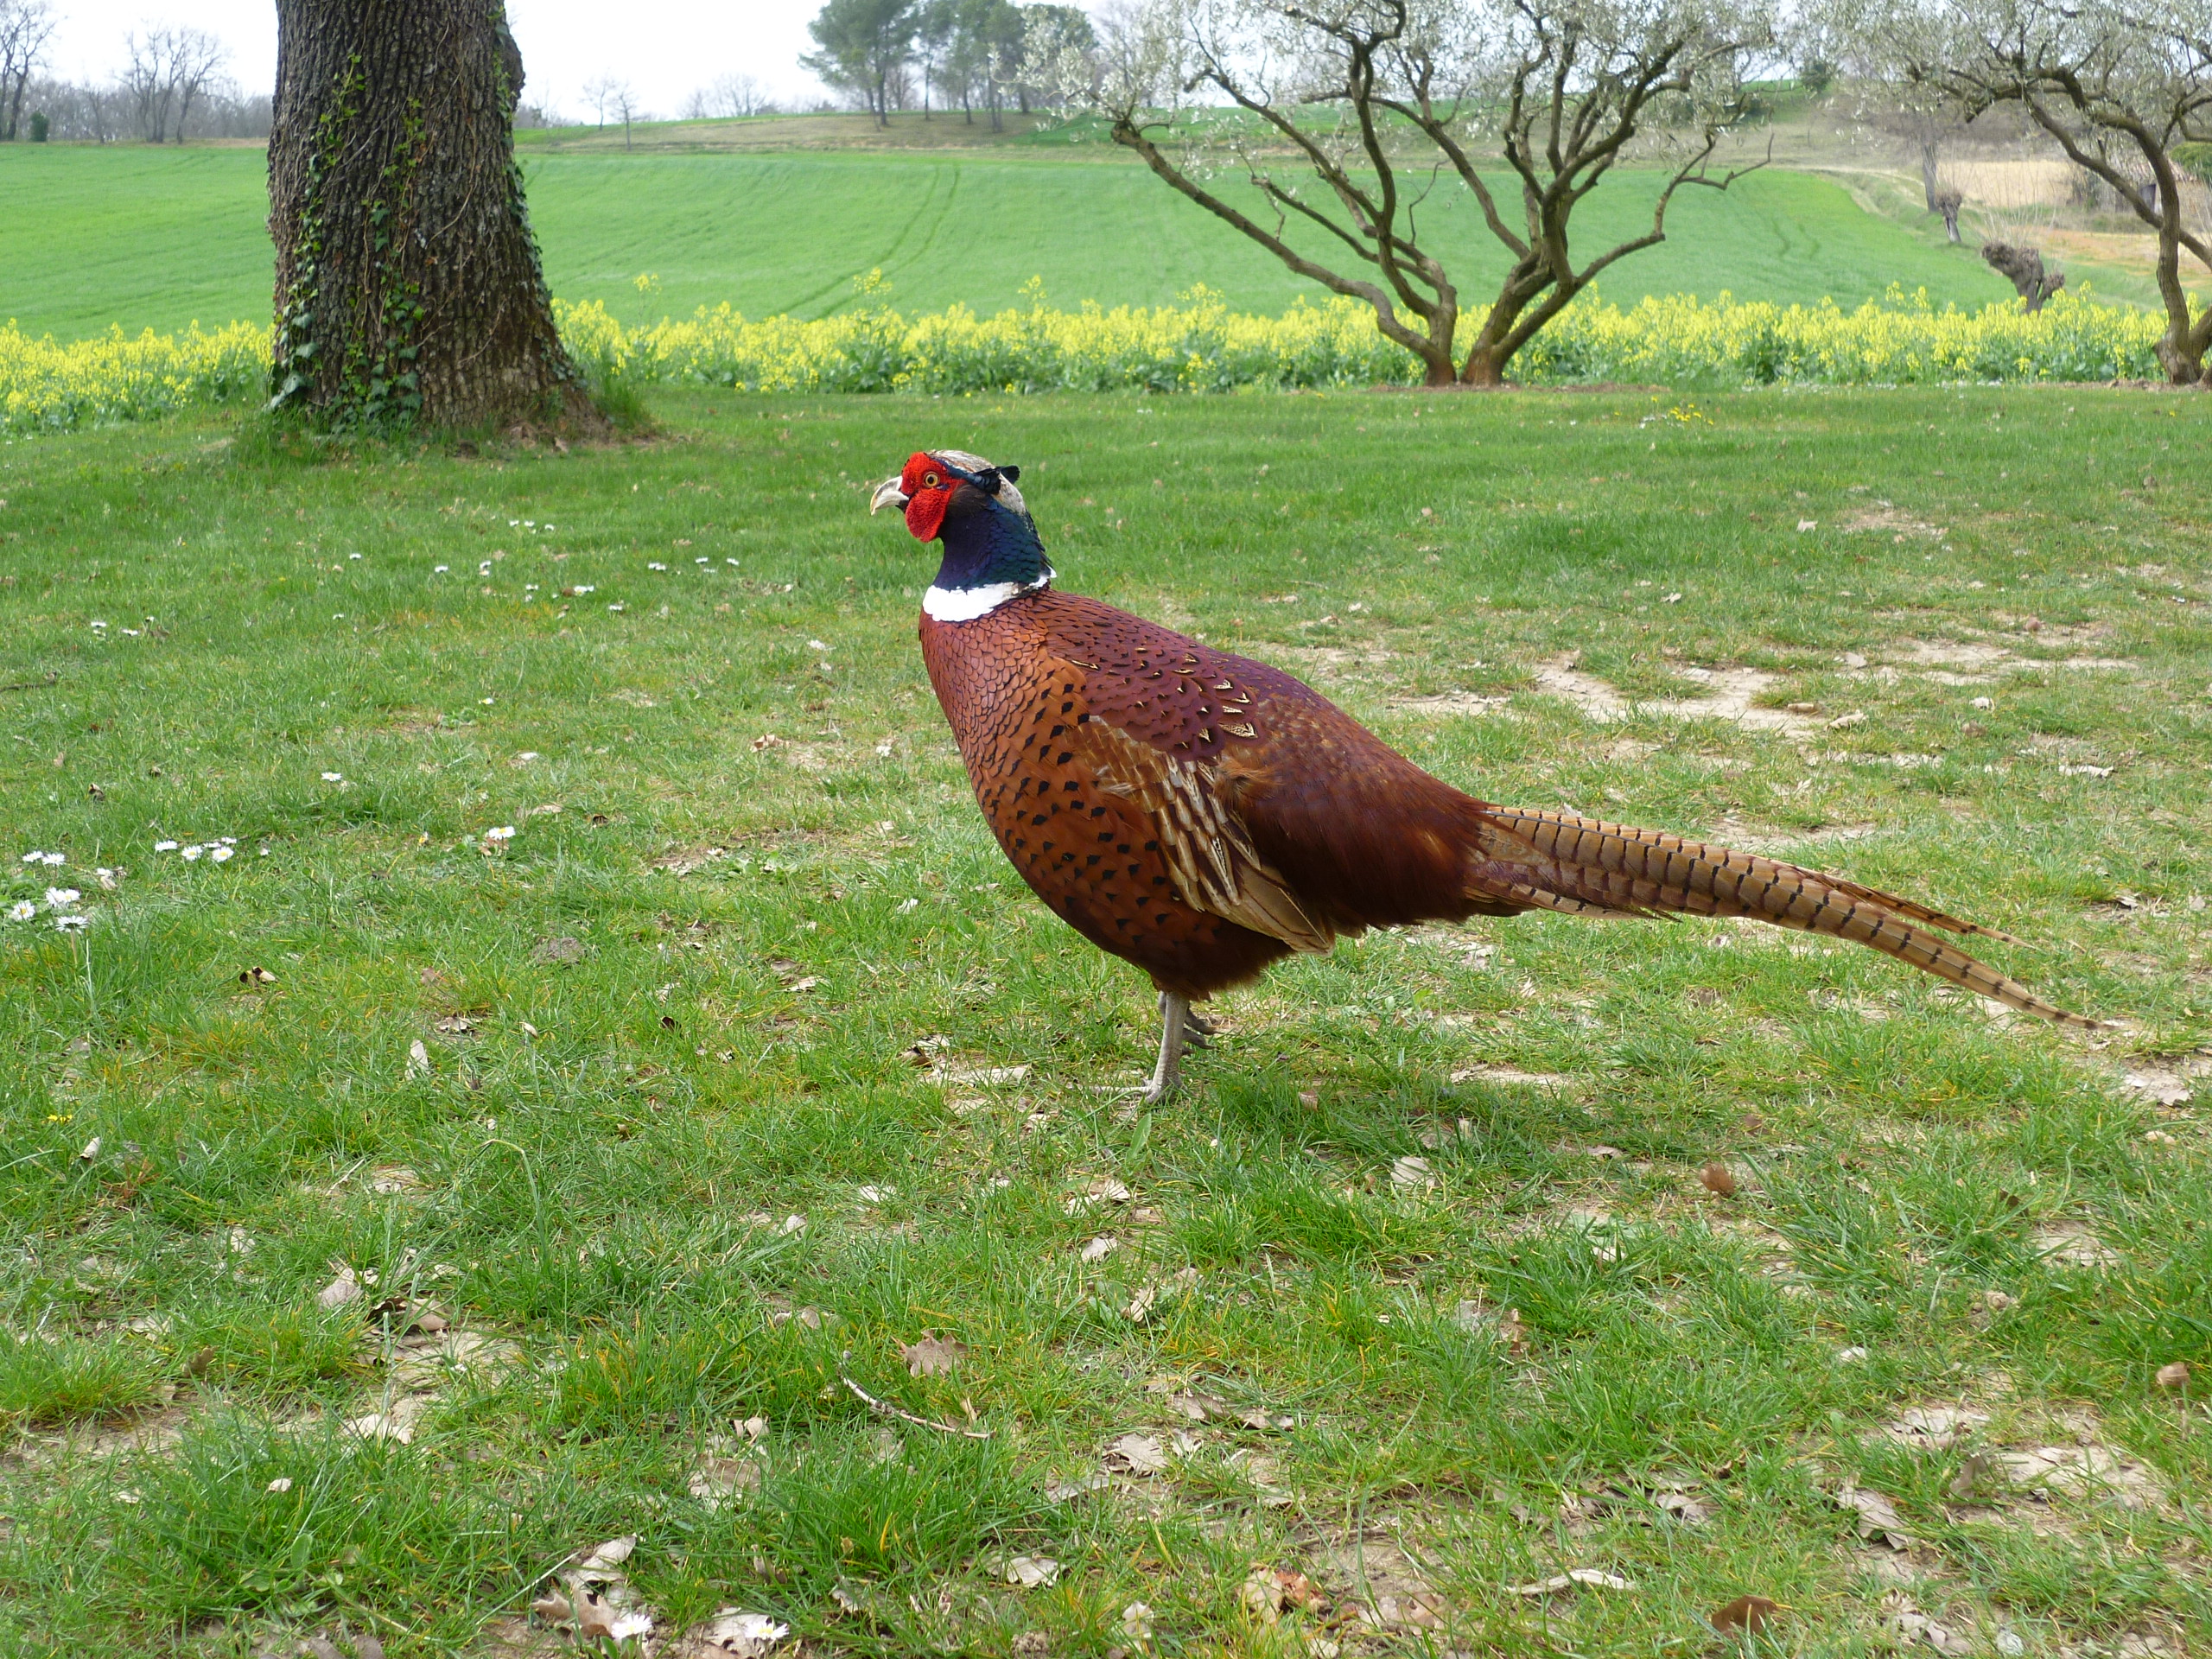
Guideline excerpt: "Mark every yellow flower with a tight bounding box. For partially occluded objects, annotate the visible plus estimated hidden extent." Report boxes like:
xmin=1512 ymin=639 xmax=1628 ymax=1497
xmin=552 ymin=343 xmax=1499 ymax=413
xmin=1 ymin=289 xmax=2165 ymax=434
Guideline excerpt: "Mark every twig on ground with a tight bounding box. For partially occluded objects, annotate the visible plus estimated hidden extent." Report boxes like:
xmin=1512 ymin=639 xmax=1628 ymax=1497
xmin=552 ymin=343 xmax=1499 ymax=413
xmin=0 ymin=672 xmax=58 ymax=693
xmin=840 ymin=1374 xmax=992 ymax=1439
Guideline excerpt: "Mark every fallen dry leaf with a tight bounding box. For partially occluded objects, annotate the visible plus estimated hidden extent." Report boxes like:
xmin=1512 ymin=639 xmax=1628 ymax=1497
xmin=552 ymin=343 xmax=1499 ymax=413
xmin=1079 ymin=1235 xmax=1119 ymax=1262
xmin=1699 ymin=1162 xmax=1738 ymax=1198
xmin=1121 ymin=1602 xmax=1154 ymax=1643
xmin=316 ymin=1266 xmax=361 ymax=1310
xmin=689 ymin=1455 xmax=760 ymax=1510
xmin=1065 ymin=1178 xmax=1131 ymax=1214
xmin=1006 ymin=1554 xmax=1061 ymax=1587
xmin=1389 ymin=1154 xmax=1434 ymax=1191
xmin=531 ymin=1590 xmax=573 ymax=1623
xmin=1507 ymin=1567 xmax=1637 ymax=1595
xmin=1711 ymin=1593 xmax=1780 ymax=1635
xmin=574 ymin=1587 xmax=652 ymax=1643
xmin=676 ymin=1609 xmax=791 ymax=1657
xmin=1240 ymin=1566 xmax=1327 ymax=1624
xmin=574 ymin=1534 xmax=639 ymax=1576
xmin=900 ymin=1332 xmax=962 ymax=1376
xmin=1044 ymin=1470 xmax=1111 ymax=1503
xmin=1106 ymin=1431 xmax=1168 ymax=1474
xmin=1839 ymin=1484 xmax=1917 ymax=1550
xmin=2155 ymin=1360 xmax=2191 ymax=1391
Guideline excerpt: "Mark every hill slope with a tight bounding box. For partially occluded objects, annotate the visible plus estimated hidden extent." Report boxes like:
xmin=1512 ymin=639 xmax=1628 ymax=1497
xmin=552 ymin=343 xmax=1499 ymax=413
xmin=1 ymin=141 xmax=2021 ymax=343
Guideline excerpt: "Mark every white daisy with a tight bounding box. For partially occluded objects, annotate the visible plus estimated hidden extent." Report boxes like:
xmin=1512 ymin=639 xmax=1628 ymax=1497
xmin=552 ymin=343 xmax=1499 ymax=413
xmin=21 ymin=851 xmax=44 ymax=863
xmin=209 ymin=846 xmax=234 ymax=863
xmin=7 ymin=901 xmax=34 ymax=922
xmin=647 ymin=562 xmax=668 ymax=572
xmin=54 ymin=915 xmax=88 ymax=931
xmin=181 ymin=845 xmax=204 ymax=861
xmin=39 ymin=852 xmax=63 ymax=867
xmin=154 ymin=840 xmax=178 ymax=852
xmin=483 ymin=825 xmax=516 ymax=842
xmin=45 ymin=888 xmax=80 ymax=907
xmin=434 ymin=564 xmax=449 ymax=573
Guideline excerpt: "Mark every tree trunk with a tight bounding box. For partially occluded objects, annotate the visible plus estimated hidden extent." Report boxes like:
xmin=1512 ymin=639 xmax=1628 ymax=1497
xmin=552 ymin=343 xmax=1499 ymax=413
xmin=1981 ymin=242 xmax=2063 ymax=313
xmin=268 ymin=0 xmax=592 ymax=430
xmin=1935 ymin=187 xmax=1962 ymax=243
xmin=1458 ymin=348 xmax=1504 ymax=387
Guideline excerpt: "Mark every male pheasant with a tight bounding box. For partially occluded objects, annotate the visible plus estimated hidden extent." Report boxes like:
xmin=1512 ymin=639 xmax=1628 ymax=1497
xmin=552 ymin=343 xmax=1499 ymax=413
xmin=873 ymin=448 xmax=2097 ymax=1098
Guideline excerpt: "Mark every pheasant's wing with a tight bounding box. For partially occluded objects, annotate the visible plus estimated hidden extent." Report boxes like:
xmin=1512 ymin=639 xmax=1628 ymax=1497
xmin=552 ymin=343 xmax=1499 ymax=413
xmin=1071 ymin=715 xmax=1337 ymax=954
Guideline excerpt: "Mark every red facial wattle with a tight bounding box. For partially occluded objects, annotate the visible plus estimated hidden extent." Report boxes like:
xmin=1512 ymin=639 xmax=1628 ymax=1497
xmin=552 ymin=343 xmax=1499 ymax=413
xmin=899 ymin=452 xmax=953 ymax=542
xmin=905 ymin=486 xmax=950 ymax=542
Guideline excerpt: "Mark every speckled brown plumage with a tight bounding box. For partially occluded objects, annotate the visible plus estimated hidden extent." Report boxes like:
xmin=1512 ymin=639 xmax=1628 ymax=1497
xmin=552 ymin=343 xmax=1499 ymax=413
xmin=879 ymin=448 xmax=2097 ymax=1088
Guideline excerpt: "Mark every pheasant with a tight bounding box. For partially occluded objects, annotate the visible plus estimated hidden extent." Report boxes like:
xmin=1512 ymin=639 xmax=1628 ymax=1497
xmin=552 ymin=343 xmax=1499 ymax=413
xmin=872 ymin=448 xmax=2098 ymax=1098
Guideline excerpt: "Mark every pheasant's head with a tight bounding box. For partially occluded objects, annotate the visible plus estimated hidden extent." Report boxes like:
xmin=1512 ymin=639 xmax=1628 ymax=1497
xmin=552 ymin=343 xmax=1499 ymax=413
xmin=871 ymin=449 xmax=1051 ymax=621
xmin=869 ymin=450 xmax=1024 ymax=541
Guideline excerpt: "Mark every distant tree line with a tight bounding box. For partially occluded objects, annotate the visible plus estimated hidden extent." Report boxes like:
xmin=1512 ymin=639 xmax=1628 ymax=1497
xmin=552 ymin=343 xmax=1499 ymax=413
xmin=0 ymin=2 xmax=268 ymax=143
xmin=802 ymin=0 xmax=1096 ymax=130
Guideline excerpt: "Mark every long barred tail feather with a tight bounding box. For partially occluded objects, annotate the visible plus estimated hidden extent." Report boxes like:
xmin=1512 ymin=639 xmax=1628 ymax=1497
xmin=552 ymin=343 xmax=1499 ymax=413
xmin=1468 ymin=806 xmax=2101 ymax=1030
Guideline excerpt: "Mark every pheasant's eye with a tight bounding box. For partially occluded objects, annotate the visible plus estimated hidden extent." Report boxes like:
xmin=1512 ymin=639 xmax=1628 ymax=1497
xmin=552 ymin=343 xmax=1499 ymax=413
xmin=922 ymin=470 xmax=941 ymax=489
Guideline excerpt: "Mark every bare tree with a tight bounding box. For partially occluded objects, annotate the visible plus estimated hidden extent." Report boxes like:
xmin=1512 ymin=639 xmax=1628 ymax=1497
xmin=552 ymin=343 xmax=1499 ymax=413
xmin=119 ymin=26 xmax=229 ymax=143
xmin=684 ymin=72 xmax=776 ymax=118
xmin=582 ymin=73 xmax=620 ymax=127
xmin=121 ymin=30 xmax=176 ymax=140
xmin=1797 ymin=0 xmax=1967 ymax=211
xmin=169 ymin=28 xmax=228 ymax=140
xmin=608 ymin=80 xmax=644 ymax=146
xmin=1897 ymin=0 xmax=2211 ymax=384
xmin=0 ymin=0 xmax=57 ymax=141
xmin=1084 ymin=0 xmax=1771 ymax=387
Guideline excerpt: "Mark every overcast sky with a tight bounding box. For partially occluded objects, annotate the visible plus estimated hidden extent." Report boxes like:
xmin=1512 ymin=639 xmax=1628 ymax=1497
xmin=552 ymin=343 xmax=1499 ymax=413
xmin=38 ymin=2 xmax=868 ymax=118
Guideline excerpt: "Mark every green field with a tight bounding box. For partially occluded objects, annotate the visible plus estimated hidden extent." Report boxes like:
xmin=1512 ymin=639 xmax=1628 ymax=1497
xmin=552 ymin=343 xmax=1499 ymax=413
xmin=1 ymin=387 xmax=2207 ymax=1653
xmin=0 ymin=139 xmax=2024 ymax=344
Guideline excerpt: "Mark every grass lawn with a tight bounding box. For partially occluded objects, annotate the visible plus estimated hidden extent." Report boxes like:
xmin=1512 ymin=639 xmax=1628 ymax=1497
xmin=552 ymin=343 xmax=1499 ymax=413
xmin=0 ymin=142 xmax=2021 ymax=344
xmin=1 ymin=385 xmax=2209 ymax=1656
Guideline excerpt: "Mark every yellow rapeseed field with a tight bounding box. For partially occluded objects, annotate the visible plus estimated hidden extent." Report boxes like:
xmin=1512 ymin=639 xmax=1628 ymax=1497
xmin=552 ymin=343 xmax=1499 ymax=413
xmin=0 ymin=287 xmax=2168 ymax=434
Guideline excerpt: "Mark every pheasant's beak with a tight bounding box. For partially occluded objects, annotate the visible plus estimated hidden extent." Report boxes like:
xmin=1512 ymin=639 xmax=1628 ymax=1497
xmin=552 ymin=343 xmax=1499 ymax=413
xmin=869 ymin=476 xmax=910 ymax=516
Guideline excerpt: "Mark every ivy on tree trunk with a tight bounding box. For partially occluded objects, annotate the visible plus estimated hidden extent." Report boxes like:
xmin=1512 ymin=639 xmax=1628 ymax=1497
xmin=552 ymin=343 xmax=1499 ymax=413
xmin=268 ymin=0 xmax=592 ymax=430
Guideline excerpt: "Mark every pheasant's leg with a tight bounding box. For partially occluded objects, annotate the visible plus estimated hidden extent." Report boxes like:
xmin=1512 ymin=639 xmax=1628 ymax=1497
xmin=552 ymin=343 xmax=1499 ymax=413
xmin=1147 ymin=992 xmax=1191 ymax=1103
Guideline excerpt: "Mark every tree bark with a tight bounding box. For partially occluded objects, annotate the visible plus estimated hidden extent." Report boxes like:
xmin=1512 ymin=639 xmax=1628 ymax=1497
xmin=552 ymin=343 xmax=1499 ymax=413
xmin=268 ymin=0 xmax=592 ymax=430
xmin=1981 ymin=242 xmax=2063 ymax=313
